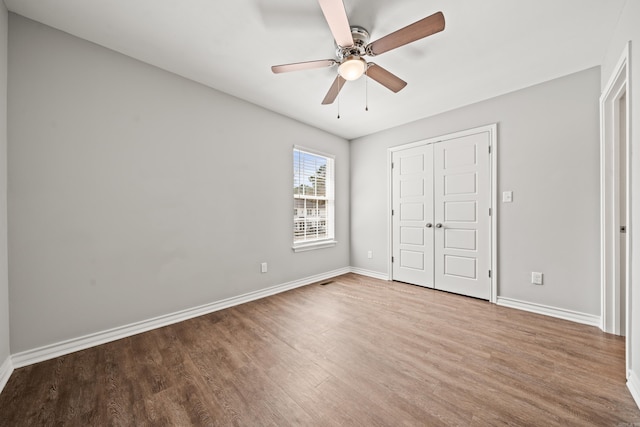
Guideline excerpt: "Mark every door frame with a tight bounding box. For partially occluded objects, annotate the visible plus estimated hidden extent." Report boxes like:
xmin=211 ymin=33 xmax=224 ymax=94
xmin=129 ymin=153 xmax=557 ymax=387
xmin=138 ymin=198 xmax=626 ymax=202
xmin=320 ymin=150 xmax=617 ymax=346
xmin=600 ymin=42 xmax=631 ymax=369
xmin=388 ymin=124 xmax=499 ymax=303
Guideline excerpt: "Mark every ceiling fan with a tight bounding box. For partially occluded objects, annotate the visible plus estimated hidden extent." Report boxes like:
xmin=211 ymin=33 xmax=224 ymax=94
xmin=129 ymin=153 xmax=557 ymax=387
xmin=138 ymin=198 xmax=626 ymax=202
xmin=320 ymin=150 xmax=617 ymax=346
xmin=271 ymin=0 xmax=445 ymax=105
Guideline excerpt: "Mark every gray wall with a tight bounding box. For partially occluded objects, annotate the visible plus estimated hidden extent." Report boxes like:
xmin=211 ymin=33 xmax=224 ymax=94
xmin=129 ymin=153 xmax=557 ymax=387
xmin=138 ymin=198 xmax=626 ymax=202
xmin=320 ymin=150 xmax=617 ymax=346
xmin=601 ymin=0 xmax=640 ymax=389
xmin=0 ymin=4 xmax=9 ymax=366
xmin=351 ymin=67 xmax=601 ymax=316
xmin=7 ymin=14 xmax=349 ymax=353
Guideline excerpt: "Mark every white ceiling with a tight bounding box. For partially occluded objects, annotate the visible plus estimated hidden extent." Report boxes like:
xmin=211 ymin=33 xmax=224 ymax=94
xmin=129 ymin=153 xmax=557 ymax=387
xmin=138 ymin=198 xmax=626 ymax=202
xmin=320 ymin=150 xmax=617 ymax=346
xmin=3 ymin=0 xmax=627 ymax=140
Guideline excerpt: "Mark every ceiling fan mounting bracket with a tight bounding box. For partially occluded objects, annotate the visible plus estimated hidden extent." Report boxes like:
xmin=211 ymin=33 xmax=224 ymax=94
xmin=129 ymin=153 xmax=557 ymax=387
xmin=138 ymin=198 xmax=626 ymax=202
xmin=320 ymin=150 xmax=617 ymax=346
xmin=336 ymin=26 xmax=370 ymax=60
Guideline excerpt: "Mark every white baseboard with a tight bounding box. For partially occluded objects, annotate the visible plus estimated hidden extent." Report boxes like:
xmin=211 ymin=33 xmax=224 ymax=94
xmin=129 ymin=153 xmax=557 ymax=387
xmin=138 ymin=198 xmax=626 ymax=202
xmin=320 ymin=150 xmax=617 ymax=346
xmin=349 ymin=267 xmax=389 ymax=281
xmin=496 ymin=297 xmax=601 ymax=327
xmin=627 ymin=370 xmax=640 ymax=410
xmin=0 ymin=355 xmax=13 ymax=395
xmin=11 ymin=267 xmax=351 ymax=369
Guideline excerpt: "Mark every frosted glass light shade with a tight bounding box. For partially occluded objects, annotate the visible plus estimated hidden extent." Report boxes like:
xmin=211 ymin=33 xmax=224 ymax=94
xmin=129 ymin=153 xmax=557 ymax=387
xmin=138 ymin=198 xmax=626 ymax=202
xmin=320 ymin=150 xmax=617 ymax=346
xmin=338 ymin=57 xmax=366 ymax=81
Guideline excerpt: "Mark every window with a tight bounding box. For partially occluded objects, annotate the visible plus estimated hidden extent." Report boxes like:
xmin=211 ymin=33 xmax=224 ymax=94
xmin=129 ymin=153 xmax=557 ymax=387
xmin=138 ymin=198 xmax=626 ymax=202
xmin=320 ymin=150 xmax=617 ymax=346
xmin=293 ymin=146 xmax=336 ymax=251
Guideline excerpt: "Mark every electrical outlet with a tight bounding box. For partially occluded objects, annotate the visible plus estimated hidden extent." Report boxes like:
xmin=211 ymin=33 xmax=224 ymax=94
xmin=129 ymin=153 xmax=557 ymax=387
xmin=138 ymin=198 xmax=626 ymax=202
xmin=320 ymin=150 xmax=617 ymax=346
xmin=531 ymin=272 xmax=543 ymax=285
xmin=367 ymin=251 xmax=373 ymax=259
xmin=261 ymin=262 xmax=268 ymax=273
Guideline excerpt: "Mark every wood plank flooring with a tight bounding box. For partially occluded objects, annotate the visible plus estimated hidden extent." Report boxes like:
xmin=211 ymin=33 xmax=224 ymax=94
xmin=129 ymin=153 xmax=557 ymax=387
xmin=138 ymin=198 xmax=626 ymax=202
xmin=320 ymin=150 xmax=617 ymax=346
xmin=1 ymin=273 xmax=639 ymax=426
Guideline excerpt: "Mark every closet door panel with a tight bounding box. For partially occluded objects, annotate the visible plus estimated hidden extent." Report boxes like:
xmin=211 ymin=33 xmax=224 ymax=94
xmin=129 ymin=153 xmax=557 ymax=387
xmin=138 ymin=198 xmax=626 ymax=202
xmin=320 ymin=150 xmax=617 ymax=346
xmin=392 ymin=144 xmax=434 ymax=287
xmin=434 ymin=132 xmax=491 ymax=300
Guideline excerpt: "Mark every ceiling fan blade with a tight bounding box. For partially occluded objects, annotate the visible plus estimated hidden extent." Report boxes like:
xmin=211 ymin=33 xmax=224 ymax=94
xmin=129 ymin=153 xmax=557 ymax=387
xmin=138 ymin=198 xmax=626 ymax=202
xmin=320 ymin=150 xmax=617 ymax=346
xmin=318 ymin=0 xmax=354 ymax=47
xmin=322 ymin=75 xmax=347 ymax=104
xmin=367 ymin=11 xmax=445 ymax=56
xmin=366 ymin=64 xmax=407 ymax=93
xmin=271 ymin=59 xmax=337 ymax=74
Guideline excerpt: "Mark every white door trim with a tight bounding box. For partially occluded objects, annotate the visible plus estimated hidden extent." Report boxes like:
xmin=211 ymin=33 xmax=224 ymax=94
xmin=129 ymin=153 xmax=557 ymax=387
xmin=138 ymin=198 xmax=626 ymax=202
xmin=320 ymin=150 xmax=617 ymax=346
xmin=388 ymin=124 xmax=498 ymax=303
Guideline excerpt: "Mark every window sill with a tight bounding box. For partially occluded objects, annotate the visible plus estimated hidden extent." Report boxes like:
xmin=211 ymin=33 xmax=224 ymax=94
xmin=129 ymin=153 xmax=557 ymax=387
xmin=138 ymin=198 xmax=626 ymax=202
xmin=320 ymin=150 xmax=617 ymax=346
xmin=292 ymin=240 xmax=338 ymax=252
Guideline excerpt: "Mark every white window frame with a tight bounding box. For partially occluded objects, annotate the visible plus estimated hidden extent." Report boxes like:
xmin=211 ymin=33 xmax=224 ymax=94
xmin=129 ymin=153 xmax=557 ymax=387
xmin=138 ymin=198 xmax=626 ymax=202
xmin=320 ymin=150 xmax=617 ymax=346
xmin=292 ymin=145 xmax=336 ymax=252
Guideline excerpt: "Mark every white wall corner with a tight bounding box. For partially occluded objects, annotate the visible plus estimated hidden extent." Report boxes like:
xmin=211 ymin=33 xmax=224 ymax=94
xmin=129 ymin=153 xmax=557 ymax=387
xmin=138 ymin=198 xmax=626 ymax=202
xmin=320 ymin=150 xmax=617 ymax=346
xmin=627 ymin=370 xmax=640 ymax=410
xmin=496 ymin=297 xmax=601 ymax=327
xmin=11 ymin=267 xmax=351 ymax=369
xmin=350 ymin=267 xmax=390 ymax=281
xmin=0 ymin=355 xmax=13 ymax=394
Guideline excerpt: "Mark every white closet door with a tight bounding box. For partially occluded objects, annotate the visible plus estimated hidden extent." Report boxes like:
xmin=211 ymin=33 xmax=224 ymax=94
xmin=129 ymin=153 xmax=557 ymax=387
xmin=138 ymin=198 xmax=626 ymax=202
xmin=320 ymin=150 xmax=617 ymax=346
xmin=392 ymin=144 xmax=434 ymax=288
xmin=433 ymin=132 xmax=491 ymax=299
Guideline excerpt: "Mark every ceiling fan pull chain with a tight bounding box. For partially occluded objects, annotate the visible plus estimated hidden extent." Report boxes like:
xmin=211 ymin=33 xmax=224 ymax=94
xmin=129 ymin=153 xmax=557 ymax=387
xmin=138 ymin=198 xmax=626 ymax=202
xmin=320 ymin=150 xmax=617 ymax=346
xmin=337 ymin=77 xmax=341 ymax=119
xmin=365 ymin=67 xmax=369 ymax=112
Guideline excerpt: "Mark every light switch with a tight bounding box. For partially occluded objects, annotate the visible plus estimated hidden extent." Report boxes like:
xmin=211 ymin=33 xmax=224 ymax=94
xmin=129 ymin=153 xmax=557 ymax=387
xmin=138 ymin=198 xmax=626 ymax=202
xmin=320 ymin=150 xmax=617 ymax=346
xmin=502 ymin=191 xmax=513 ymax=203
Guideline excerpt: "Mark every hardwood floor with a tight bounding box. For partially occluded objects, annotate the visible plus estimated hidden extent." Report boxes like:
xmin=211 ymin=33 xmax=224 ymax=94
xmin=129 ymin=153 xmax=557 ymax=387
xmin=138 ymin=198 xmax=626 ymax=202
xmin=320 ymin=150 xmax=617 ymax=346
xmin=1 ymin=273 xmax=639 ymax=426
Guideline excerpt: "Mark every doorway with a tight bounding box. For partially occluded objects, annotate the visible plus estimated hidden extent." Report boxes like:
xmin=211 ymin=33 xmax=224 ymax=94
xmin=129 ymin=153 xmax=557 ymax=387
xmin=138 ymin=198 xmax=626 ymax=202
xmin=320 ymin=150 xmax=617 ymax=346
xmin=600 ymin=42 xmax=630 ymax=372
xmin=390 ymin=125 xmax=497 ymax=301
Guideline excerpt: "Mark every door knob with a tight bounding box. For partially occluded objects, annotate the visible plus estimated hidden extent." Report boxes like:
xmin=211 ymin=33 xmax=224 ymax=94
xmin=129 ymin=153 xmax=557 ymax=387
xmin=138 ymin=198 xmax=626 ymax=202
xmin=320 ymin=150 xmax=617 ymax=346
xmin=426 ymin=223 xmax=433 ymax=228
xmin=435 ymin=223 xmax=443 ymax=228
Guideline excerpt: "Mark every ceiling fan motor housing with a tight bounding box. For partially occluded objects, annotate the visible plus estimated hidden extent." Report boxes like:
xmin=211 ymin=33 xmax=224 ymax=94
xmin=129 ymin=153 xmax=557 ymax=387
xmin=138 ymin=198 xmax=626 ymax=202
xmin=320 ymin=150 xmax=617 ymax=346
xmin=336 ymin=26 xmax=370 ymax=60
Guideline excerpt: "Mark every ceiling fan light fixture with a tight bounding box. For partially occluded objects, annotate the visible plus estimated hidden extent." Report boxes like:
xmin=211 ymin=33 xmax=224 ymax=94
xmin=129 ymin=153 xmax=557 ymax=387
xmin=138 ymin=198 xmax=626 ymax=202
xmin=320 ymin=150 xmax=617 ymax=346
xmin=270 ymin=1 xmax=445 ymax=105
xmin=338 ymin=56 xmax=366 ymax=81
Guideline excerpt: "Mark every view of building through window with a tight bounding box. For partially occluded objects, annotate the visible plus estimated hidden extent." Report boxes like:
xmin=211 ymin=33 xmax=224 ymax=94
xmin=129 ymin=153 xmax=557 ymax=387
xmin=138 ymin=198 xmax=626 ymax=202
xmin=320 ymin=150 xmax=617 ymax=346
xmin=293 ymin=148 xmax=334 ymax=244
